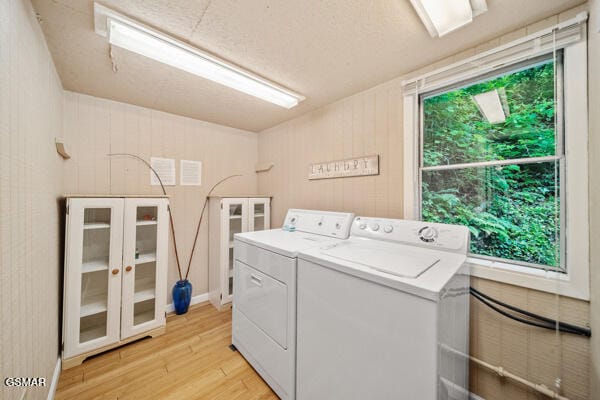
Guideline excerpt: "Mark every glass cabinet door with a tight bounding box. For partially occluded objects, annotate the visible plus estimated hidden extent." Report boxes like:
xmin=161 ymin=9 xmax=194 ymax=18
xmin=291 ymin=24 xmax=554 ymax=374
xmin=121 ymin=198 xmax=169 ymax=339
xmin=223 ymin=199 xmax=248 ymax=302
xmin=64 ymin=198 xmax=123 ymax=358
xmin=249 ymin=198 xmax=271 ymax=232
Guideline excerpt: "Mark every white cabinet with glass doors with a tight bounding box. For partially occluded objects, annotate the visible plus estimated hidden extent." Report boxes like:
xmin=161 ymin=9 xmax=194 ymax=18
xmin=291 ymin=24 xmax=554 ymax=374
xmin=208 ymin=196 xmax=271 ymax=310
xmin=62 ymin=196 xmax=169 ymax=369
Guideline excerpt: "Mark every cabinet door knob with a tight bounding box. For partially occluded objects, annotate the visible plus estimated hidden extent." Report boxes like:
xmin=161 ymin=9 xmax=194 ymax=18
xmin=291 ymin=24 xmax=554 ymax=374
xmin=111 ymin=268 xmax=120 ymax=275
xmin=125 ymin=266 xmax=133 ymax=272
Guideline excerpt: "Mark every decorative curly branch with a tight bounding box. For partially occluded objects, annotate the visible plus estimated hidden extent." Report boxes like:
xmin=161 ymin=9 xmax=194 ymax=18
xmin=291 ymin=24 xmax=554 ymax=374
xmin=107 ymin=153 xmax=240 ymax=281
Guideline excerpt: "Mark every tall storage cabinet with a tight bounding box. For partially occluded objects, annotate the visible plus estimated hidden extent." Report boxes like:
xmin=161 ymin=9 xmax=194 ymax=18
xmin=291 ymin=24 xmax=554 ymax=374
xmin=62 ymin=196 xmax=169 ymax=369
xmin=208 ymin=196 xmax=271 ymax=310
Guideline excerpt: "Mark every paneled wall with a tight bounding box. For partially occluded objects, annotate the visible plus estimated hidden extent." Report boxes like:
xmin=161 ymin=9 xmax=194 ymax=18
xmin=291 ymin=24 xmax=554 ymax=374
xmin=259 ymin=79 xmax=404 ymax=224
xmin=257 ymin=5 xmax=591 ymax=400
xmin=0 ymin=1 xmax=64 ymax=399
xmin=62 ymin=91 xmax=258 ymax=297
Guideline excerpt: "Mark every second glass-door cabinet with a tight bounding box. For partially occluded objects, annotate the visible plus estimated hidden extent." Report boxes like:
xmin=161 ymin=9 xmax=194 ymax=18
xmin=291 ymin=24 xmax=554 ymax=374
xmin=208 ymin=196 xmax=271 ymax=310
xmin=62 ymin=196 xmax=169 ymax=369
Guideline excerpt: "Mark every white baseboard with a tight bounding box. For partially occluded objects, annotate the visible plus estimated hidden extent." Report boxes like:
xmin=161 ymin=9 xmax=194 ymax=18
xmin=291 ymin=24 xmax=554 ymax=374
xmin=165 ymin=292 xmax=209 ymax=314
xmin=46 ymin=357 xmax=61 ymax=400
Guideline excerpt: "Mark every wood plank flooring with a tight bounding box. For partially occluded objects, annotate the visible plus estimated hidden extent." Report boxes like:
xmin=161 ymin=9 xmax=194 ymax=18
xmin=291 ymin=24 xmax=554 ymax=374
xmin=56 ymin=303 xmax=278 ymax=400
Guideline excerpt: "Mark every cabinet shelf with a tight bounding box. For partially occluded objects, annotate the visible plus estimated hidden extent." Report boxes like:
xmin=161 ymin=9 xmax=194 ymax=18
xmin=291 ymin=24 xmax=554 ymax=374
xmin=229 ymin=215 xmax=243 ymax=220
xmin=84 ymin=222 xmax=110 ymax=230
xmin=136 ymin=252 xmax=156 ymax=265
xmin=134 ymin=288 xmax=156 ymax=303
xmin=79 ymin=326 xmax=106 ymax=343
xmin=254 ymin=213 xmax=264 ymax=218
xmin=81 ymin=259 xmax=109 ymax=273
xmin=134 ymin=310 xmax=155 ymax=326
xmin=136 ymin=220 xmax=157 ymax=226
xmin=80 ymin=295 xmax=107 ymax=317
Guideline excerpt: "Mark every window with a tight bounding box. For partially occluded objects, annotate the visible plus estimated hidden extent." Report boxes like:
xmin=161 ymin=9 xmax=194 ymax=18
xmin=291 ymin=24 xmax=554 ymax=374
xmin=402 ymin=16 xmax=589 ymax=299
xmin=419 ymin=55 xmax=564 ymax=271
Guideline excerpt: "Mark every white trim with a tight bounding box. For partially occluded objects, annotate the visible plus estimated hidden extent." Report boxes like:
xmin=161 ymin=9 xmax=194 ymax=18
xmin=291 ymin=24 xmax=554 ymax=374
xmin=468 ymin=258 xmax=587 ymax=300
xmin=47 ymin=358 xmax=61 ymax=400
xmin=402 ymin=19 xmax=590 ymax=300
xmin=420 ymin=155 xmax=561 ymax=171
xmin=403 ymin=94 xmax=418 ymax=219
xmin=165 ymin=292 xmax=209 ymax=314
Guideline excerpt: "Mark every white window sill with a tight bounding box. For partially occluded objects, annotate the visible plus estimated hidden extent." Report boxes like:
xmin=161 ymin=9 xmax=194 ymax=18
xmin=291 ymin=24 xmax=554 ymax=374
xmin=466 ymin=257 xmax=589 ymax=301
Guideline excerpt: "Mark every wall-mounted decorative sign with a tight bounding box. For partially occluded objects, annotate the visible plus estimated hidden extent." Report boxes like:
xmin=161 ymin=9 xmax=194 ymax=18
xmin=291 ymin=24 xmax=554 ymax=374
xmin=308 ymin=155 xmax=379 ymax=180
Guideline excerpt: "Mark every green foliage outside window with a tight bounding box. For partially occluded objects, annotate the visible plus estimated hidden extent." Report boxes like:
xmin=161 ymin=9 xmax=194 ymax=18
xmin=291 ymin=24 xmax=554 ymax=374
xmin=421 ymin=60 xmax=561 ymax=269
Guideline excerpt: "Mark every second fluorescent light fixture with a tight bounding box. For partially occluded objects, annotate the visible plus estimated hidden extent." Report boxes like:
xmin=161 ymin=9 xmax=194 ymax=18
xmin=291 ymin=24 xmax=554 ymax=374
xmin=93 ymin=3 xmax=304 ymax=109
xmin=409 ymin=0 xmax=488 ymax=37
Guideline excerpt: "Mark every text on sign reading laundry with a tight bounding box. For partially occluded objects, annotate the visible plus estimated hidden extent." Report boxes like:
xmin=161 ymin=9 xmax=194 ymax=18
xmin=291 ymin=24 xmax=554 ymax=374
xmin=308 ymin=155 xmax=379 ymax=180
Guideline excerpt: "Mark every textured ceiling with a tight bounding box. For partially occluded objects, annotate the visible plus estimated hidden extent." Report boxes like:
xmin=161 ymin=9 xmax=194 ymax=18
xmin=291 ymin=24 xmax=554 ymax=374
xmin=32 ymin=0 xmax=585 ymax=132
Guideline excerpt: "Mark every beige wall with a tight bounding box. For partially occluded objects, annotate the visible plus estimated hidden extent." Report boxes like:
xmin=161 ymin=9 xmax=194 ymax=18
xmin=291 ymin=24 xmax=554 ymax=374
xmin=0 ymin=1 xmax=64 ymax=399
xmin=259 ymin=79 xmax=404 ymax=224
xmin=257 ymin=5 xmax=592 ymax=400
xmin=588 ymin=0 xmax=600 ymax=395
xmin=62 ymin=91 xmax=258 ymax=297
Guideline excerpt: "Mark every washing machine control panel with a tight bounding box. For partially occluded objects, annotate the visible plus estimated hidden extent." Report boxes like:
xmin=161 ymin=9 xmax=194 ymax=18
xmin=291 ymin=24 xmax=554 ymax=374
xmin=352 ymin=217 xmax=469 ymax=254
xmin=284 ymin=209 xmax=355 ymax=239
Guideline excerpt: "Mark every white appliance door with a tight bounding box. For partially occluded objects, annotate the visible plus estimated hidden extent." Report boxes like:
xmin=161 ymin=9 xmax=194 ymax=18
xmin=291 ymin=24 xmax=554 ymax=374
xmin=235 ymin=261 xmax=288 ymax=348
xmin=296 ymin=259 xmax=438 ymax=400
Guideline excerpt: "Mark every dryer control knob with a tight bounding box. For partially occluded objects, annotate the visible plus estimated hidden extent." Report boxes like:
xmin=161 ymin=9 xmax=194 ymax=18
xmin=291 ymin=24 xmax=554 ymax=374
xmin=359 ymin=223 xmax=367 ymax=230
xmin=370 ymin=223 xmax=380 ymax=231
xmin=384 ymin=225 xmax=393 ymax=233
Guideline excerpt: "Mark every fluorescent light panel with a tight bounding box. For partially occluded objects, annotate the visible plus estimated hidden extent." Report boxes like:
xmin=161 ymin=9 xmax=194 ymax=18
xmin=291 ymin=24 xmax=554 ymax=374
xmin=473 ymin=89 xmax=508 ymax=124
xmin=410 ymin=0 xmax=487 ymax=37
xmin=94 ymin=4 xmax=304 ymax=109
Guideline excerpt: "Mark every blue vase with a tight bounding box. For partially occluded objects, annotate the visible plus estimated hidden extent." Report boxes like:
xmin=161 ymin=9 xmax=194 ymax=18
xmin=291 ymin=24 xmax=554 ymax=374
xmin=172 ymin=280 xmax=192 ymax=315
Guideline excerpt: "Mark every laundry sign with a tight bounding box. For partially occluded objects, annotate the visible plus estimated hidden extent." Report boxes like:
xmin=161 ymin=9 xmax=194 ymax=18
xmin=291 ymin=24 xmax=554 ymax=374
xmin=308 ymin=155 xmax=379 ymax=180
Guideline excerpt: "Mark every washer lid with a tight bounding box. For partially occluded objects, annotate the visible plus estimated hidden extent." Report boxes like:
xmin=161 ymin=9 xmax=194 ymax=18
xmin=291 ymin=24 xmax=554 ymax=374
xmin=321 ymin=241 xmax=440 ymax=279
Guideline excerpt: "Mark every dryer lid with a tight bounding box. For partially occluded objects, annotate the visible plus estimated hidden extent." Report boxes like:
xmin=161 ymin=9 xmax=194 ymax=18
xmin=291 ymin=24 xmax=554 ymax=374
xmin=320 ymin=241 xmax=440 ymax=279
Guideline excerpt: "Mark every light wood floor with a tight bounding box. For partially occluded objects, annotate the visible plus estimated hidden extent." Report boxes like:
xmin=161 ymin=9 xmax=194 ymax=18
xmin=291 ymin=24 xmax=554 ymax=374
xmin=56 ymin=303 xmax=278 ymax=400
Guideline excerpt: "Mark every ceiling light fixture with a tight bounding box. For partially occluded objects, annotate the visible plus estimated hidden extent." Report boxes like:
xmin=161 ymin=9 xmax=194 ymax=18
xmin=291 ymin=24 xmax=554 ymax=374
xmin=409 ymin=0 xmax=488 ymax=37
xmin=472 ymin=88 xmax=510 ymax=124
xmin=93 ymin=3 xmax=305 ymax=109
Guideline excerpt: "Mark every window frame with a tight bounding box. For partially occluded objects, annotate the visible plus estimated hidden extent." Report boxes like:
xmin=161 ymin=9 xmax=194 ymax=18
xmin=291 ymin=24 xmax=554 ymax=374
xmin=417 ymin=53 xmax=566 ymax=272
xmin=402 ymin=20 xmax=589 ymax=300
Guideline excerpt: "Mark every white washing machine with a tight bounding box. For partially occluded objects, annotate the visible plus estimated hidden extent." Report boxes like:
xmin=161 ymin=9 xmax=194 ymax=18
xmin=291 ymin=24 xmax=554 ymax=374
xmin=296 ymin=216 xmax=470 ymax=400
xmin=232 ymin=209 xmax=355 ymax=400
